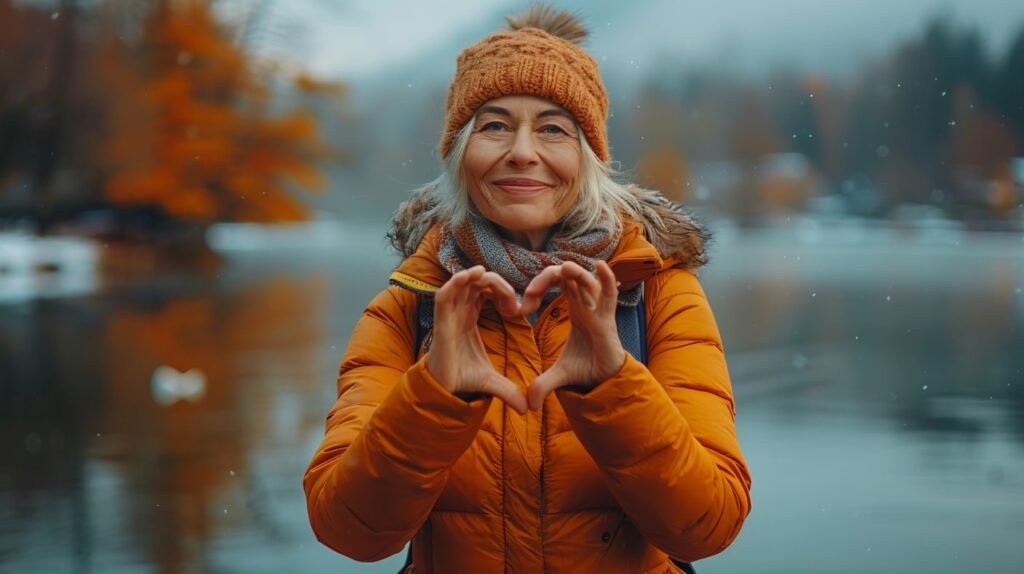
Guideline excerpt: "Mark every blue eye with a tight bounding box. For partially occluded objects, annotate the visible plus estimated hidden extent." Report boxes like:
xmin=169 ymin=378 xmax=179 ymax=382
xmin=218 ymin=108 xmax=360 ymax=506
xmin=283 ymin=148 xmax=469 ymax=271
xmin=541 ymin=125 xmax=568 ymax=135
xmin=480 ymin=121 xmax=508 ymax=131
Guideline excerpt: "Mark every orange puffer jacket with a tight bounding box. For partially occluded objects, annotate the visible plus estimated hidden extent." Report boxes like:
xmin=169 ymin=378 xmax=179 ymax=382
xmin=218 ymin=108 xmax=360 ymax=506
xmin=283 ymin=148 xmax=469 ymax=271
xmin=304 ymin=218 xmax=752 ymax=573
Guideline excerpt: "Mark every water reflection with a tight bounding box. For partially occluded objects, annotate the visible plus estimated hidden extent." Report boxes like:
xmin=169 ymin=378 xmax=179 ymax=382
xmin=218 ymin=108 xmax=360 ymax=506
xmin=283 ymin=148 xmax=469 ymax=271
xmin=699 ymin=232 xmax=1024 ymax=572
xmin=0 ymin=265 xmax=353 ymax=573
xmin=1 ymin=229 xmax=1023 ymax=573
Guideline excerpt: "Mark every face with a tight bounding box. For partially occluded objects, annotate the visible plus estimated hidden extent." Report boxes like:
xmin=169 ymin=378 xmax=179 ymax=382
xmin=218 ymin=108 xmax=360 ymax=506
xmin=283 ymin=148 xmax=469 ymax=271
xmin=462 ymin=95 xmax=582 ymax=250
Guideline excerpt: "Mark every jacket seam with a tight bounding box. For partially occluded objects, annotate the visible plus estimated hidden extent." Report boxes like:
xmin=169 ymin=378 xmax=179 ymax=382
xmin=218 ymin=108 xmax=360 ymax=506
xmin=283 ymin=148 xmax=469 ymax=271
xmin=501 ymin=321 xmax=509 ymax=574
xmin=427 ymin=510 xmax=493 ymax=515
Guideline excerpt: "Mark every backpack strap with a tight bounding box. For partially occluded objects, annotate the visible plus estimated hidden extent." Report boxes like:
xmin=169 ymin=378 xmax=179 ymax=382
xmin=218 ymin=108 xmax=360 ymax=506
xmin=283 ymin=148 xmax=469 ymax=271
xmin=414 ymin=295 xmax=435 ymax=357
xmin=614 ymin=282 xmax=647 ymax=365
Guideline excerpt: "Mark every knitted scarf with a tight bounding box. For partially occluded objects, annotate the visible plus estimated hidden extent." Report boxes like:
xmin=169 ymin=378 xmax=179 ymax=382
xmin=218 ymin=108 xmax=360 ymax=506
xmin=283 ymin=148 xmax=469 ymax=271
xmin=438 ymin=211 xmax=641 ymax=306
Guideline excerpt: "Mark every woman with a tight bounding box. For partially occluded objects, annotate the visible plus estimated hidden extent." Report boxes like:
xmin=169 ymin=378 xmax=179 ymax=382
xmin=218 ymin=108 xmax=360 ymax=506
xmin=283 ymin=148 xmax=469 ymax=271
xmin=304 ymin=5 xmax=751 ymax=573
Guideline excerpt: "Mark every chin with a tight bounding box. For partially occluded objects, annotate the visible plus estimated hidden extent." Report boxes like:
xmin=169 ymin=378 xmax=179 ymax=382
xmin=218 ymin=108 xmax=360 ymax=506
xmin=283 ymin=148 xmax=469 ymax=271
xmin=500 ymin=199 xmax=552 ymax=218
xmin=488 ymin=214 xmax=554 ymax=233
xmin=499 ymin=224 xmax=552 ymax=237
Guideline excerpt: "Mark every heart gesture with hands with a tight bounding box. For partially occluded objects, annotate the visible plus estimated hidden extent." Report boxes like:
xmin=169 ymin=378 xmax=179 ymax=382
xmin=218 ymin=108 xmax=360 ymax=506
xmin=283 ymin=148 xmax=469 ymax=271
xmin=425 ymin=261 xmax=625 ymax=414
xmin=519 ymin=260 xmax=626 ymax=410
xmin=426 ymin=266 xmax=529 ymax=414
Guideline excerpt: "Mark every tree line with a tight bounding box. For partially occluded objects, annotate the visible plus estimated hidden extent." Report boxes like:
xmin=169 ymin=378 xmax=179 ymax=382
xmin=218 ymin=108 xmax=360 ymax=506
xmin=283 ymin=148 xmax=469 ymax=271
xmin=628 ymin=16 xmax=1023 ymax=226
xmin=0 ymin=0 xmax=344 ymax=239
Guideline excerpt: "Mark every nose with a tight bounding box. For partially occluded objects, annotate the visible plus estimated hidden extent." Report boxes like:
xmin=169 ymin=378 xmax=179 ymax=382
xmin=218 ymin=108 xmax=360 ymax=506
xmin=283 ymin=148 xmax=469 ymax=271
xmin=506 ymin=126 xmax=539 ymax=167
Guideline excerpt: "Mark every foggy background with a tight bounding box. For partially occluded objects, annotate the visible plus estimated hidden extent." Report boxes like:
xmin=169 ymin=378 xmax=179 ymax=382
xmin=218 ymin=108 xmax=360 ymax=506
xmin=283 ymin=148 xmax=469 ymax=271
xmin=1 ymin=1 xmax=1023 ymax=573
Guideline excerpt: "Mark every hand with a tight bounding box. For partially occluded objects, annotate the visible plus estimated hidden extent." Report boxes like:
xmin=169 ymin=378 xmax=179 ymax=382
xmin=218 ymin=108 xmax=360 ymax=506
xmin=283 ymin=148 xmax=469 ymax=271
xmin=520 ymin=260 xmax=626 ymax=411
xmin=425 ymin=266 xmax=528 ymax=414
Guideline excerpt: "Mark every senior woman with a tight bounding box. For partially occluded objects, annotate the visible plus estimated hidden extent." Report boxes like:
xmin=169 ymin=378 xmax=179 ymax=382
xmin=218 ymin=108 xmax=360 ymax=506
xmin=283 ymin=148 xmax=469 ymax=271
xmin=304 ymin=5 xmax=751 ymax=573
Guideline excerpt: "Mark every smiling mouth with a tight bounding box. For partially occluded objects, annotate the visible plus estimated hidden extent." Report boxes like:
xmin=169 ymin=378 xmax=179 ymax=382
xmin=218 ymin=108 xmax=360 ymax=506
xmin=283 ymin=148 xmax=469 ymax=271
xmin=493 ymin=181 xmax=552 ymax=194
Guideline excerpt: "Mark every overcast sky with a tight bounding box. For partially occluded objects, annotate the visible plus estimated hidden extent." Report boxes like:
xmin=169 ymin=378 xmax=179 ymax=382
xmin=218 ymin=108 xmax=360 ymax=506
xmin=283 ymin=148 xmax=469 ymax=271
xmin=268 ymin=0 xmax=1023 ymax=81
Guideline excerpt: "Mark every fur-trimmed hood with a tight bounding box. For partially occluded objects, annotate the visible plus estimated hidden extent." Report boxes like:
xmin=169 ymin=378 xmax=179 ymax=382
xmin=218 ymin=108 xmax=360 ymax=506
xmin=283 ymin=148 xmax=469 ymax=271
xmin=386 ymin=184 xmax=713 ymax=274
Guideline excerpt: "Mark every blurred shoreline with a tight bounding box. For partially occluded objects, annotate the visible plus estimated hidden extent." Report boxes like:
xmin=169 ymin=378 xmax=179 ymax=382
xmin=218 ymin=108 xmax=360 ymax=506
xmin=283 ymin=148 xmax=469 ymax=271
xmin=2 ymin=215 xmax=1020 ymax=305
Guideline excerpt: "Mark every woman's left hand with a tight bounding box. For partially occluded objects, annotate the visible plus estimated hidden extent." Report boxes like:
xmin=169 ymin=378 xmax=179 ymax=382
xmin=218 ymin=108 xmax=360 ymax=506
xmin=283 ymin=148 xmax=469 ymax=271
xmin=520 ymin=260 xmax=626 ymax=411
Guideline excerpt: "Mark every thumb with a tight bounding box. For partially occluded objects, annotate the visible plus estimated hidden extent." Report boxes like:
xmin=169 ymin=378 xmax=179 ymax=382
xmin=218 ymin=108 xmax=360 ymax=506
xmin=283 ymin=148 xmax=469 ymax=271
xmin=481 ymin=372 xmax=528 ymax=415
xmin=527 ymin=366 xmax=566 ymax=411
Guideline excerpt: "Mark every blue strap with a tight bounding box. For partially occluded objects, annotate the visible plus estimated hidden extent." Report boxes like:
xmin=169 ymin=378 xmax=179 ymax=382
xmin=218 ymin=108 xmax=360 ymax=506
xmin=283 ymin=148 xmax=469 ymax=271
xmin=414 ymin=296 xmax=435 ymax=356
xmin=614 ymin=283 xmax=646 ymax=365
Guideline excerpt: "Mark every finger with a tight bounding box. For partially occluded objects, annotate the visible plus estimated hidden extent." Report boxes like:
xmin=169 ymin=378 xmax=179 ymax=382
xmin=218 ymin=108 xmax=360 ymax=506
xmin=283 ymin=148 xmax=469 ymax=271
xmin=575 ymin=275 xmax=598 ymax=310
xmin=595 ymin=261 xmax=618 ymax=309
xmin=562 ymin=262 xmax=599 ymax=310
xmin=440 ymin=266 xmax=480 ymax=300
xmin=523 ymin=265 xmax=562 ymax=299
xmin=521 ymin=265 xmax=563 ymax=316
xmin=455 ymin=276 xmax=481 ymax=308
xmin=436 ymin=286 xmax=482 ymax=334
xmin=464 ymin=281 xmax=483 ymax=310
xmin=595 ymin=260 xmax=618 ymax=301
xmin=578 ymin=275 xmax=599 ymax=310
xmin=559 ymin=260 xmax=587 ymax=280
xmin=568 ymin=262 xmax=602 ymax=298
xmin=482 ymin=372 xmax=528 ymax=415
xmin=527 ymin=366 xmax=565 ymax=411
xmin=565 ymin=277 xmax=594 ymax=311
xmin=477 ymin=272 xmax=521 ymax=317
xmin=452 ymin=266 xmax=486 ymax=307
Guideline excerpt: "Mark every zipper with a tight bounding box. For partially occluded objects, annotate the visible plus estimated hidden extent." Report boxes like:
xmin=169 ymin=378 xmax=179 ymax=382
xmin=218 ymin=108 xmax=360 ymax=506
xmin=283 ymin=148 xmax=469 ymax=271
xmin=533 ymin=297 xmax=564 ymax=574
xmin=539 ymin=391 xmax=547 ymax=573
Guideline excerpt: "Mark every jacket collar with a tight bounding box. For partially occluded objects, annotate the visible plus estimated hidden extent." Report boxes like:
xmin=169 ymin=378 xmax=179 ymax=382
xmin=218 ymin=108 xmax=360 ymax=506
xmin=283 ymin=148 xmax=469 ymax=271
xmin=388 ymin=218 xmax=678 ymax=297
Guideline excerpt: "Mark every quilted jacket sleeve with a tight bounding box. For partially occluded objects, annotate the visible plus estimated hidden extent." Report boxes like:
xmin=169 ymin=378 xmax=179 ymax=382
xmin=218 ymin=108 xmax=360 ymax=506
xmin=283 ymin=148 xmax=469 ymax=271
xmin=303 ymin=286 xmax=491 ymax=562
xmin=556 ymin=268 xmax=752 ymax=563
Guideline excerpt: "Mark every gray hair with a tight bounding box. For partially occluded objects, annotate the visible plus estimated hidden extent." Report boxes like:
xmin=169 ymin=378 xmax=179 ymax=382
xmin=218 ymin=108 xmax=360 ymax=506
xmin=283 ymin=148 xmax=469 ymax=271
xmin=387 ymin=116 xmax=647 ymax=255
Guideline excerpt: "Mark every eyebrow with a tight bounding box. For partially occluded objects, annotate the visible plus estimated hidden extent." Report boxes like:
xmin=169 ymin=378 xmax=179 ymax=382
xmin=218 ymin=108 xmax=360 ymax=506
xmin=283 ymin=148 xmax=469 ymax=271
xmin=477 ymin=105 xmax=576 ymax=122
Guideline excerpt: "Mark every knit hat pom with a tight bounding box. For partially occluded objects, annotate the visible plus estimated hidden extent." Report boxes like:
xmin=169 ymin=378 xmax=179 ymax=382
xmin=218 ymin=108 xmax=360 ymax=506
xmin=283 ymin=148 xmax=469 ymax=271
xmin=504 ymin=4 xmax=588 ymax=45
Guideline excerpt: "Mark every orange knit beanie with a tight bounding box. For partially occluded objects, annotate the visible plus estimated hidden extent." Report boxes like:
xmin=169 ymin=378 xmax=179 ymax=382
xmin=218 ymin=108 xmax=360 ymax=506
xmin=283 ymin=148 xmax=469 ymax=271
xmin=439 ymin=5 xmax=610 ymax=163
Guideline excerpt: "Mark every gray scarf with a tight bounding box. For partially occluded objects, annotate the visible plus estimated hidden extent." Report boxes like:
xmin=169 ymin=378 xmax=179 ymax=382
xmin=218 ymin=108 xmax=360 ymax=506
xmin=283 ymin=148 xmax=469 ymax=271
xmin=437 ymin=211 xmax=641 ymax=306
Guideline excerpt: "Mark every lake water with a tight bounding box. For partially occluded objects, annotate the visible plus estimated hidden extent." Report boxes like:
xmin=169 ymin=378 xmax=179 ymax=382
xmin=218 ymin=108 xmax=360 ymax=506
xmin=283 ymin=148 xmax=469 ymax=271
xmin=1 ymin=223 xmax=1022 ymax=573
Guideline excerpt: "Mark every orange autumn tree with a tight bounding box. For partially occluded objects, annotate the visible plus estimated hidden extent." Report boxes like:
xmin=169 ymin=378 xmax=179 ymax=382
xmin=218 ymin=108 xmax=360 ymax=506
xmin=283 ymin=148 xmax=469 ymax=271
xmin=104 ymin=0 xmax=332 ymax=225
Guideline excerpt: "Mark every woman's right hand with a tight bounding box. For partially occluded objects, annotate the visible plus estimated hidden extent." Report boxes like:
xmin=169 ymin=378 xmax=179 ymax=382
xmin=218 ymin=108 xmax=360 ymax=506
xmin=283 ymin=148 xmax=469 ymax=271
xmin=426 ymin=266 xmax=528 ymax=414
